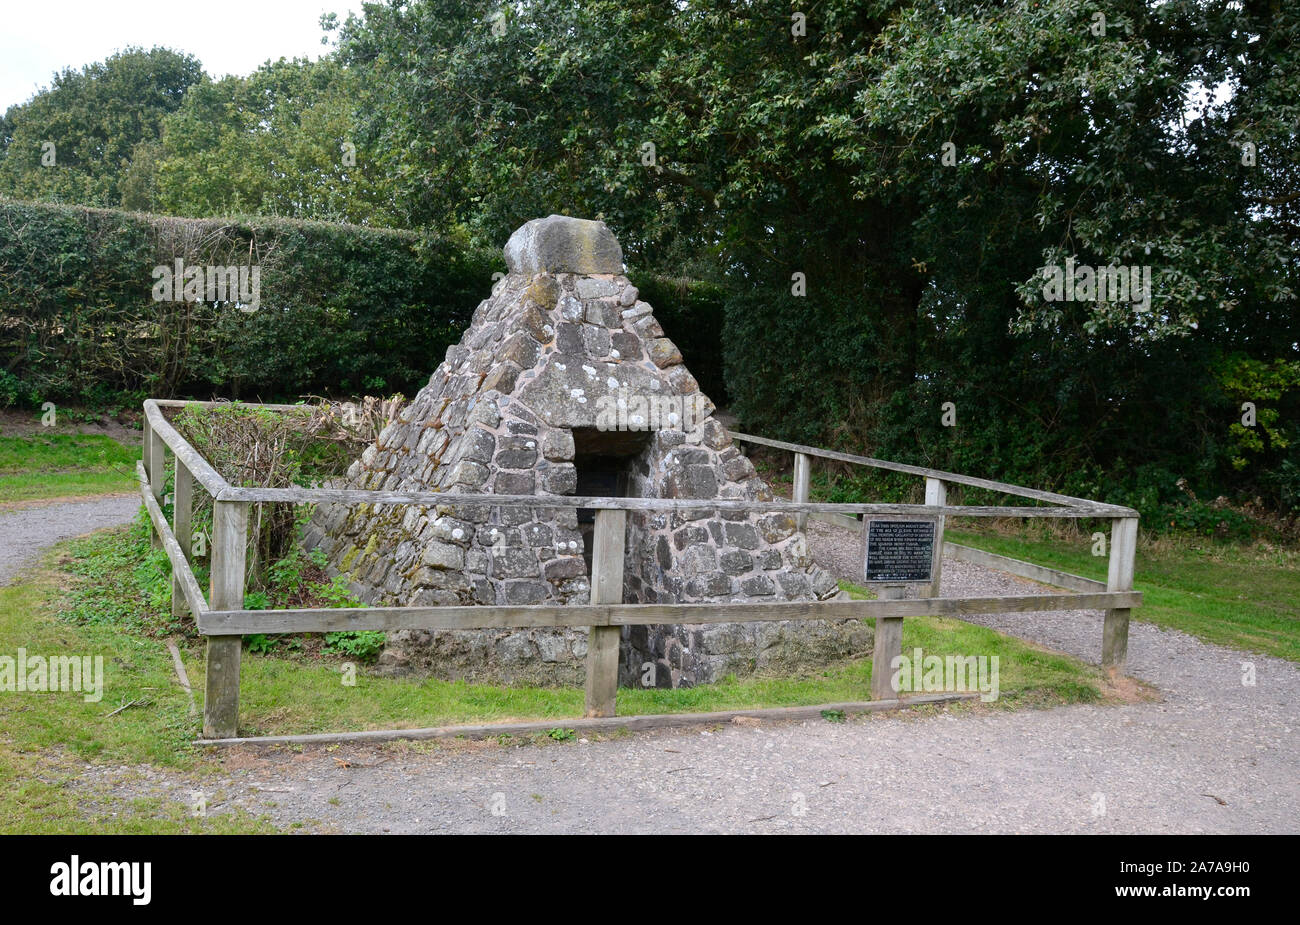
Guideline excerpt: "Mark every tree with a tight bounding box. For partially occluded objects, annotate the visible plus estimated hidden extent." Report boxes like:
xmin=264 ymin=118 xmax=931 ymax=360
xmin=154 ymin=57 xmax=393 ymax=224
xmin=332 ymin=0 xmax=1298 ymax=509
xmin=0 ymin=47 xmax=203 ymax=207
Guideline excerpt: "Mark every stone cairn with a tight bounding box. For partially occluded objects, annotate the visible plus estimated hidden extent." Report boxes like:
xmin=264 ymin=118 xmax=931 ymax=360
xmin=305 ymin=215 xmax=868 ymax=687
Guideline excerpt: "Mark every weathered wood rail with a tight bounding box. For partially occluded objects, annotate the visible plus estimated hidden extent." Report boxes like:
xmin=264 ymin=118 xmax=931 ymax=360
xmin=138 ymin=399 xmax=1141 ymax=742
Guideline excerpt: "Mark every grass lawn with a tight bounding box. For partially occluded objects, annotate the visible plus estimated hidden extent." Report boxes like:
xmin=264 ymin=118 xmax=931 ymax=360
xmin=946 ymin=525 xmax=1300 ymax=663
xmin=0 ymin=433 xmax=138 ymax=503
xmin=0 ymin=561 xmax=274 ymax=833
xmin=220 ymin=610 xmax=1102 ymax=737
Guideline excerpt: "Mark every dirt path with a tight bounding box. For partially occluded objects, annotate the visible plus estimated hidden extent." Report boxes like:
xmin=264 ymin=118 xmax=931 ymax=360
xmin=0 ymin=493 xmax=139 ymax=585
xmin=7 ymin=498 xmax=1299 ymax=833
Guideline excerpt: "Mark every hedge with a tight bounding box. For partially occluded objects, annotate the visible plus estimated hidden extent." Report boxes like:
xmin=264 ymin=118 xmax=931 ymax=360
xmin=628 ymin=273 xmax=727 ymax=404
xmin=0 ymin=198 xmax=501 ymax=405
xmin=0 ymin=199 xmax=730 ymax=411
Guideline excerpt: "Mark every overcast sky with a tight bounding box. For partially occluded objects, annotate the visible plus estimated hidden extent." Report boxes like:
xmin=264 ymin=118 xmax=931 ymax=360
xmin=0 ymin=0 xmax=365 ymax=110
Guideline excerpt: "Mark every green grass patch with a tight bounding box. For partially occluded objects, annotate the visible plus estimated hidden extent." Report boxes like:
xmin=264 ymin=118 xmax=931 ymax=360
xmin=947 ymin=527 xmax=1300 ymax=663
xmin=0 ymin=433 xmax=137 ymax=503
xmin=0 ymin=552 xmax=273 ymax=832
xmin=210 ymin=614 xmax=1103 ymax=735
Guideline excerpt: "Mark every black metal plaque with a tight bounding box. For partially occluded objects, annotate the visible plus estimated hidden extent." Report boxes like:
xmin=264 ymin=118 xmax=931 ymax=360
xmin=864 ymin=519 xmax=936 ymax=583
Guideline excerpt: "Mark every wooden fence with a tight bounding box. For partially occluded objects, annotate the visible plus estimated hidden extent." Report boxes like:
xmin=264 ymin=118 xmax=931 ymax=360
xmin=138 ymin=399 xmax=1141 ymax=742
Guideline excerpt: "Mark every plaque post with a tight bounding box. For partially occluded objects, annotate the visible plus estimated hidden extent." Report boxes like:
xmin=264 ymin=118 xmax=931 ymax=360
xmin=1102 ymin=516 xmax=1138 ymax=677
xmin=924 ymin=478 xmax=946 ymax=598
xmin=870 ymin=585 xmax=906 ymax=700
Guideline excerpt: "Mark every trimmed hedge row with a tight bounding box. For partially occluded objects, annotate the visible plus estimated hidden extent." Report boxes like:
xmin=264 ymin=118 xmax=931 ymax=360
xmin=0 ymin=198 xmax=501 ymax=404
xmin=0 ymin=199 xmax=729 ymax=410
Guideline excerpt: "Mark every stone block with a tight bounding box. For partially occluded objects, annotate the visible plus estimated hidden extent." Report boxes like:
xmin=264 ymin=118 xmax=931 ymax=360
xmin=666 ymin=464 xmax=718 ymax=499
xmin=503 ymin=580 xmax=550 ymax=604
xmin=575 ymin=277 xmax=619 ymax=299
xmin=673 ymin=524 xmax=709 ymax=550
xmin=451 ymin=460 xmax=489 ymax=488
xmin=582 ymin=324 xmax=611 ymax=357
xmin=584 ymin=300 xmax=621 ymax=327
xmin=524 ymin=522 xmax=553 ymax=546
xmin=461 ymin=427 xmax=497 ymax=463
xmin=632 ymin=315 xmax=664 ymax=339
xmin=504 ymin=215 xmax=623 ymax=276
xmin=495 ymin=434 xmax=539 ymax=469
xmin=724 ymin=521 xmax=761 ymax=549
xmin=720 ymin=550 xmax=754 ymax=576
xmin=758 ymin=512 xmax=797 ymax=543
xmin=648 ymin=337 xmax=683 ymax=368
xmin=558 ymin=295 xmax=584 ymax=322
xmin=499 ymin=332 xmax=541 ymax=369
xmin=420 ymin=541 xmax=465 ymax=570
xmin=492 ymin=547 xmax=541 ymax=579
xmin=495 ymin=470 xmax=536 ymax=494
xmin=544 ymin=556 xmax=587 ymax=579
xmin=541 ymin=463 xmax=577 ymax=494
xmin=776 ymin=572 xmax=811 ymax=599
xmin=555 ymin=322 xmax=584 ymax=354
xmin=610 ymin=331 xmax=642 ymax=360
xmin=542 ymin=429 xmax=575 ymax=461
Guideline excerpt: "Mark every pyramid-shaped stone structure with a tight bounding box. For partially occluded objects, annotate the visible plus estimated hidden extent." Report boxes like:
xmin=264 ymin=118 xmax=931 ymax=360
xmin=305 ymin=216 xmax=866 ymax=686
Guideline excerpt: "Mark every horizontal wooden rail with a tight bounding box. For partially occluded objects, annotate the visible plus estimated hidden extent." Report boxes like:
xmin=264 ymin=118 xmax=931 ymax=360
xmin=136 ymin=461 xmax=209 ymax=616
xmin=944 ymin=542 xmax=1106 ymax=592
xmin=143 ymin=400 xmax=229 ymax=497
xmin=730 ymin=430 xmax=1136 ymax=517
xmin=151 ymin=398 xmax=311 ymax=413
xmin=193 ymin=693 xmax=978 ymax=746
xmin=198 ymin=590 xmax=1142 ymax=636
xmin=210 ymin=483 xmax=1096 ymax=517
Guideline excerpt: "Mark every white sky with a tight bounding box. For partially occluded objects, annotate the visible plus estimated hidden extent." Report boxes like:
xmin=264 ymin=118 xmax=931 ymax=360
xmin=0 ymin=0 xmax=366 ymax=111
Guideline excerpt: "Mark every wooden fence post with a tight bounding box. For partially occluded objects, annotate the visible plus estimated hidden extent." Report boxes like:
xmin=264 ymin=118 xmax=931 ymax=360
xmin=142 ymin=415 xmax=154 ymax=545
xmin=584 ymin=508 xmax=626 ymax=718
xmin=142 ymin=414 xmax=152 ymax=475
xmin=203 ymin=500 xmax=247 ymax=738
xmin=793 ymin=452 xmax=811 ymax=531
xmin=172 ymin=460 xmax=193 ymax=619
xmin=147 ymin=421 xmax=166 ymax=549
xmin=1102 ymin=516 xmax=1138 ymax=677
xmin=870 ymin=586 xmax=906 ymax=700
xmin=924 ymin=477 xmax=946 ymax=599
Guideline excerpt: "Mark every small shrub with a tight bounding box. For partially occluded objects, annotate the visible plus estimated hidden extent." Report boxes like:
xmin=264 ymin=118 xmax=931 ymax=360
xmin=322 ymin=631 xmax=386 ymax=662
xmin=312 ymin=574 xmax=361 ymax=608
xmin=173 ymin=402 xmax=361 ymax=589
xmin=245 ymin=634 xmax=277 ymax=655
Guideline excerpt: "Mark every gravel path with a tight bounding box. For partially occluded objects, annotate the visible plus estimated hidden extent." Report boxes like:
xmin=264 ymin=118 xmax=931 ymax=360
xmin=0 ymin=494 xmax=139 ymax=585
xmin=7 ymin=498 xmax=1297 ymax=833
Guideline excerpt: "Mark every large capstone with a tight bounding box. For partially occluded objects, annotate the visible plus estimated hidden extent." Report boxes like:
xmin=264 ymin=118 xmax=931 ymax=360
xmin=504 ymin=214 xmax=624 ymax=276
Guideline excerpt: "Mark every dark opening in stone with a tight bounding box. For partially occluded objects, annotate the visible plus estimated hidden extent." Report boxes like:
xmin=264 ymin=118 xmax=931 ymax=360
xmin=572 ymin=426 xmax=652 ymax=572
